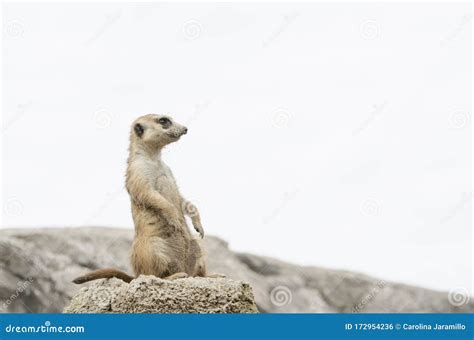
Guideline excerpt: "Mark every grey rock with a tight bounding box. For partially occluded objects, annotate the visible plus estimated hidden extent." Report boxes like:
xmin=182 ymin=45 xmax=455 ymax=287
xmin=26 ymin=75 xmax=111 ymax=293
xmin=64 ymin=275 xmax=258 ymax=313
xmin=0 ymin=227 xmax=472 ymax=313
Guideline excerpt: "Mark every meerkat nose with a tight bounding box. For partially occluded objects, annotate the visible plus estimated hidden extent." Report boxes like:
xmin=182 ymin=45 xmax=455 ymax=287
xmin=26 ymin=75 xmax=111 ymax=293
xmin=183 ymin=128 xmax=188 ymax=135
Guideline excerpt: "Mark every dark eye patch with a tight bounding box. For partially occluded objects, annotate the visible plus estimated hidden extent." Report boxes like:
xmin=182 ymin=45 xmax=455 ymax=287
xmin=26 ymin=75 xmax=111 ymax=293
xmin=134 ymin=123 xmax=144 ymax=138
xmin=156 ymin=117 xmax=172 ymax=129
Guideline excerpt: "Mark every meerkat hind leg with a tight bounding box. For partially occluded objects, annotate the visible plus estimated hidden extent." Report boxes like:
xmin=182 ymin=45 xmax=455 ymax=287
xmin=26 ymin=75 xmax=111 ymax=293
xmin=164 ymin=272 xmax=189 ymax=280
xmin=193 ymin=259 xmax=226 ymax=278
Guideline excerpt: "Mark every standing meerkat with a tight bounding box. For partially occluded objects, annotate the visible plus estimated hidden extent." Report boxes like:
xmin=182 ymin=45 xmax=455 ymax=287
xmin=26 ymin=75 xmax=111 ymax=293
xmin=73 ymin=114 xmax=224 ymax=284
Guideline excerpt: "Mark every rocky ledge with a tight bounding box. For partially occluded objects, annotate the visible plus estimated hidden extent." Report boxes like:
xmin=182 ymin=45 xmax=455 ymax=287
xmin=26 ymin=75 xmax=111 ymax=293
xmin=1 ymin=227 xmax=472 ymax=313
xmin=64 ymin=275 xmax=258 ymax=313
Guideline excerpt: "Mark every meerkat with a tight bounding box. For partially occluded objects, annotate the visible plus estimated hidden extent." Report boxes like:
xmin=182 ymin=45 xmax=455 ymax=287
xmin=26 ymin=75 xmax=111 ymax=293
xmin=73 ymin=114 xmax=224 ymax=284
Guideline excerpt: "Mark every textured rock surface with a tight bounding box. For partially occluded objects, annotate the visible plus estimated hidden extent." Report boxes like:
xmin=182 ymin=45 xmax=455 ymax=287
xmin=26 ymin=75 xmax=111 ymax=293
xmin=0 ymin=227 xmax=472 ymax=313
xmin=64 ymin=276 xmax=258 ymax=313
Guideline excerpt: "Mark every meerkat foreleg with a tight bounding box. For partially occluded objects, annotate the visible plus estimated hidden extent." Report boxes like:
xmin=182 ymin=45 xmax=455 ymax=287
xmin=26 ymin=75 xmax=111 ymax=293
xmin=182 ymin=200 xmax=205 ymax=238
xmin=190 ymin=213 xmax=205 ymax=239
xmin=128 ymin=175 xmax=184 ymax=228
xmin=143 ymin=192 xmax=183 ymax=229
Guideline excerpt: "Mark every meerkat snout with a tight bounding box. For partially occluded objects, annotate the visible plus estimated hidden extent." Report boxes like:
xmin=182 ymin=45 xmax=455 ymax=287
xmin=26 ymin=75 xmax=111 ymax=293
xmin=168 ymin=123 xmax=187 ymax=139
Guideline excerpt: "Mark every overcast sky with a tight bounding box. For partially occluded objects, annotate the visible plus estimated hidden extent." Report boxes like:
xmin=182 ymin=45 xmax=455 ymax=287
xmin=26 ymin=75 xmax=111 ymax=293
xmin=2 ymin=3 xmax=472 ymax=293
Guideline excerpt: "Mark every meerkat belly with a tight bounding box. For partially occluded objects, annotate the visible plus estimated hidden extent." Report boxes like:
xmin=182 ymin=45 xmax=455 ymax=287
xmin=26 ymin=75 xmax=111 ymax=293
xmin=132 ymin=208 xmax=189 ymax=274
xmin=132 ymin=203 xmax=199 ymax=276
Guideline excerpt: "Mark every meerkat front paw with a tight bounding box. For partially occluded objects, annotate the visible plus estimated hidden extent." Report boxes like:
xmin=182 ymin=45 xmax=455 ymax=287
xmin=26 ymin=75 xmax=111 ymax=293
xmin=161 ymin=206 xmax=184 ymax=230
xmin=193 ymin=223 xmax=205 ymax=238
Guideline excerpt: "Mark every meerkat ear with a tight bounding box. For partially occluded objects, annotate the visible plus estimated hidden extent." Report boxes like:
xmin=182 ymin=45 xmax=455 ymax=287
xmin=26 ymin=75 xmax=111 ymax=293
xmin=134 ymin=123 xmax=144 ymax=138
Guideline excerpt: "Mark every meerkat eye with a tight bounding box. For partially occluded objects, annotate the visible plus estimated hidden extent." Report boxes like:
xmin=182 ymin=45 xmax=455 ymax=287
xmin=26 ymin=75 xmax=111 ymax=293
xmin=157 ymin=117 xmax=172 ymax=129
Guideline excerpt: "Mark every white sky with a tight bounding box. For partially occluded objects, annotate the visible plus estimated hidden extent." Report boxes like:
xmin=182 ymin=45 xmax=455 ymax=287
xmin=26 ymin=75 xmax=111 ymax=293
xmin=2 ymin=3 xmax=472 ymax=293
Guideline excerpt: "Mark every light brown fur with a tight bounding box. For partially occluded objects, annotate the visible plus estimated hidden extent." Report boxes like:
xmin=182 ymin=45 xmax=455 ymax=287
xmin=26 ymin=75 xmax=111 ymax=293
xmin=73 ymin=114 xmax=224 ymax=284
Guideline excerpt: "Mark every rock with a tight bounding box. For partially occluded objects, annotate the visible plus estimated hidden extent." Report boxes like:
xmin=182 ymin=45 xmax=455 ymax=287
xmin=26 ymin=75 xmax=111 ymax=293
xmin=64 ymin=275 xmax=258 ymax=313
xmin=0 ymin=227 xmax=472 ymax=313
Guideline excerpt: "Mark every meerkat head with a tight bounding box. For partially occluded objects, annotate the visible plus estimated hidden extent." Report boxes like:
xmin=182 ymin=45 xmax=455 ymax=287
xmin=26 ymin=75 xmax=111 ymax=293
xmin=131 ymin=114 xmax=188 ymax=149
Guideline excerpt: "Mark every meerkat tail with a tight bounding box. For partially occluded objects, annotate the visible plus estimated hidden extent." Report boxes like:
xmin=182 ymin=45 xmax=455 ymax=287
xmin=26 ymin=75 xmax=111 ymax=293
xmin=72 ymin=268 xmax=134 ymax=284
